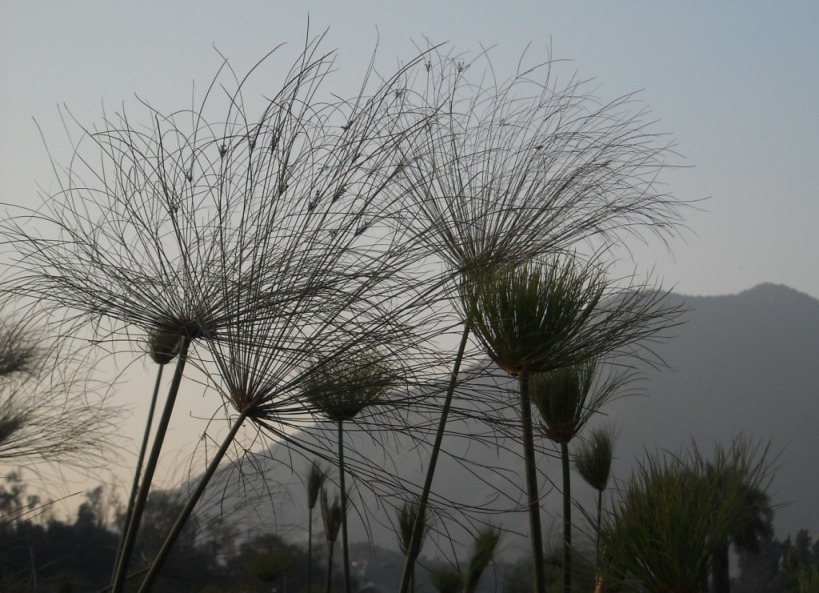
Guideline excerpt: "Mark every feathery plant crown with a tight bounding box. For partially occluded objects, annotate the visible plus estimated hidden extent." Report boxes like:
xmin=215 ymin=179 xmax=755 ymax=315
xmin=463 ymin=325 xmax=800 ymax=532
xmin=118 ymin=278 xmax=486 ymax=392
xmin=0 ymin=307 xmax=116 ymax=467
xmin=393 ymin=47 xmax=685 ymax=276
xmin=429 ymin=563 xmax=463 ymax=593
xmin=464 ymin=526 xmax=501 ymax=593
xmin=304 ymin=350 xmax=396 ymax=422
xmin=462 ymin=256 xmax=682 ymax=377
xmin=530 ymin=360 xmax=630 ymax=444
xmin=307 ymin=460 xmax=327 ymax=510
xmin=461 ymin=257 xmax=604 ymax=377
xmin=321 ymin=487 xmax=344 ymax=543
xmin=531 ymin=360 xmax=596 ymax=444
xmin=397 ymin=498 xmax=427 ymax=558
xmin=1 ymin=34 xmax=435 ymax=355
xmin=0 ymin=311 xmax=44 ymax=380
xmin=574 ymin=426 xmax=616 ymax=492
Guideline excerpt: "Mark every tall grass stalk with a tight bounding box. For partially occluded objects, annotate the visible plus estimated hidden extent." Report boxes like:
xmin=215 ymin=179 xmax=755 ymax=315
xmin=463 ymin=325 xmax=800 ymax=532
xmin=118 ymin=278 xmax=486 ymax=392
xmin=306 ymin=461 xmax=326 ymax=593
xmin=574 ymin=426 xmax=615 ymax=568
xmin=136 ymin=410 xmax=249 ymax=592
xmin=305 ymin=352 xmax=395 ymax=593
xmin=531 ymin=362 xmax=628 ymax=593
xmin=111 ymin=336 xmax=192 ymax=593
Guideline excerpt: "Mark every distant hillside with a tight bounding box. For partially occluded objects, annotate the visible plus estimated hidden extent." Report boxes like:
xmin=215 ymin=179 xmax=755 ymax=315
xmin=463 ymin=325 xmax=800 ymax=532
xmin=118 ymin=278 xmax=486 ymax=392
xmin=604 ymin=283 xmax=819 ymax=541
xmin=200 ymin=283 xmax=819 ymax=564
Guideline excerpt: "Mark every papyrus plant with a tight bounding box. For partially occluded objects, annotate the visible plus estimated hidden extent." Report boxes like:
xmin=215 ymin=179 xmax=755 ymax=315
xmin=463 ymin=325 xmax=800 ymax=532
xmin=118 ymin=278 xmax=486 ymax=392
xmin=322 ymin=486 xmax=344 ymax=593
xmin=129 ymin=39 xmax=447 ymax=593
xmin=305 ymin=351 xmax=397 ymax=593
xmin=306 ymin=460 xmax=327 ymax=593
xmin=599 ymin=437 xmax=773 ymax=593
xmin=574 ymin=425 xmax=616 ymax=570
xmin=397 ymin=497 xmax=428 ymax=593
xmin=2 ymin=32 xmax=440 ymax=592
xmin=428 ymin=526 xmax=501 ymax=593
xmin=460 ymin=256 xmax=679 ymax=593
xmin=392 ymin=47 xmax=685 ymax=593
xmin=530 ymin=361 xmax=629 ymax=593
xmin=0 ymin=305 xmax=116 ymax=468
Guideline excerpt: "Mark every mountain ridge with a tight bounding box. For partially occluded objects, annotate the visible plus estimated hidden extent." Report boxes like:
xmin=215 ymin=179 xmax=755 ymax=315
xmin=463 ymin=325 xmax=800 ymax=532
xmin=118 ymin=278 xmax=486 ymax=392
xmin=197 ymin=282 xmax=819 ymax=561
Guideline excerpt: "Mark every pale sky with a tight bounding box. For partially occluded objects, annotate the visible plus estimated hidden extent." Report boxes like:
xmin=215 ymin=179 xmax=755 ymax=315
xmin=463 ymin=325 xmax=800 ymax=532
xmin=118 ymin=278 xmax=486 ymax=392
xmin=1 ymin=1 xmax=818 ymax=527
xmin=2 ymin=1 xmax=818 ymax=301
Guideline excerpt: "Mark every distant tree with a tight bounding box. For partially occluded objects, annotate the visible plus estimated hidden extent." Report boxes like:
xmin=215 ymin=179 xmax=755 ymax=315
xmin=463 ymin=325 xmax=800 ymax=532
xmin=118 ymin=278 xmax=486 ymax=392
xmin=500 ymin=555 xmax=532 ymax=593
xmin=0 ymin=479 xmax=120 ymax=592
xmin=128 ymin=489 xmax=225 ymax=592
xmin=782 ymin=530 xmax=819 ymax=593
xmin=735 ymin=533 xmax=784 ymax=593
xmin=229 ymin=532 xmax=307 ymax=593
xmin=0 ymin=471 xmax=36 ymax=521
xmin=711 ymin=477 xmax=774 ymax=593
xmin=786 ymin=564 xmax=819 ymax=593
xmin=703 ymin=440 xmax=776 ymax=593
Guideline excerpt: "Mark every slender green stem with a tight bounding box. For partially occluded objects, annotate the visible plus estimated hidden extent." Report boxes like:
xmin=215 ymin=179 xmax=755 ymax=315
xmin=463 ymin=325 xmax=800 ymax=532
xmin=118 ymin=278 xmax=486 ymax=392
xmin=111 ymin=336 xmax=191 ymax=593
xmin=520 ymin=374 xmax=546 ymax=593
xmin=137 ymin=411 xmax=248 ymax=592
xmin=111 ymin=364 xmax=164 ymax=580
xmin=595 ymin=488 xmax=602 ymax=569
xmin=398 ymin=324 xmax=470 ymax=593
xmin=93 ymin=568 xmax=150 ymax=593
xmin=561 ymin=441 xmax=572 ymax=593
xmin=338 ymin=419 xmax=351 ymax=593
xmin=307 ymin=507 xmax=314 ymax=593
xmin=326 ymin=540 xmax=335 ymax=593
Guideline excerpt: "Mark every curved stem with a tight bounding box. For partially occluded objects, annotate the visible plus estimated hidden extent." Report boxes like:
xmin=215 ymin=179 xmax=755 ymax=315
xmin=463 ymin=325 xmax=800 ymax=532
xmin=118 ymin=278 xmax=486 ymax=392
xmin=137 ymin=411 xmax=248 ymax=592
xmin=561 ymin=441 xmax=572 ymax=593
xmin=520 ymin=374 xmax=545 ymax=593
xmin=111 ymin=336 xmax=191 ymax=593
xmin=111 ymin=364 xmax=164 ymax=579
xmin=338 ymin=419 xmax=351 ymax=593
xmin=398 ymin=324 xmax=470 ymax=593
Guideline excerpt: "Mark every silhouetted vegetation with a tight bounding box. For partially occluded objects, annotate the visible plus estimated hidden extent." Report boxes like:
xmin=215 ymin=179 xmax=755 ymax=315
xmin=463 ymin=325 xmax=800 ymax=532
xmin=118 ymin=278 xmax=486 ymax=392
xmin=3 ymin=467 xmax=817 ymax=592
xmin=8 ymin=27 xmax=816 ymax=593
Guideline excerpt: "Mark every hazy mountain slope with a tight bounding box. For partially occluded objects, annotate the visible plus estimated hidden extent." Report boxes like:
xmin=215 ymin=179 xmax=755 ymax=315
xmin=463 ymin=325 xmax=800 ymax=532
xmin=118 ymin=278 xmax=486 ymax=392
xmin=199 ymin=283 xmax=819 ymax=561
xmin=604 ymin=283 xmax=819 ymax=541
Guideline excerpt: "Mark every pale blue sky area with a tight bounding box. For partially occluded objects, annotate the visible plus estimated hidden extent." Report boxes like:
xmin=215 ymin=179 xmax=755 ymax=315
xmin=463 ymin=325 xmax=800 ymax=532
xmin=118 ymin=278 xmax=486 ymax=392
xmin=2 ymin=1 xmax=818 ymax=300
